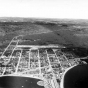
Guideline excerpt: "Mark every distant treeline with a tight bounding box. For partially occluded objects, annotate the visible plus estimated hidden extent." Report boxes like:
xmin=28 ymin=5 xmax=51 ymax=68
xmin=62 ymin=47 xmax=88 ymax=57
xmin=0 ymin=22 xmax=32 ymax=26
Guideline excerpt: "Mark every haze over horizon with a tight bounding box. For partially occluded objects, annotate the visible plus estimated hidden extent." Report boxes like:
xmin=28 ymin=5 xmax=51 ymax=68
xmin=0 ymin=0 xmax=88 ymax=19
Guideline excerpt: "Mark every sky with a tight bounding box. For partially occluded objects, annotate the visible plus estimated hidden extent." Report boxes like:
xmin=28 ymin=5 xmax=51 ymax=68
xmin=0 ymin=0 xmax=88 ymax=19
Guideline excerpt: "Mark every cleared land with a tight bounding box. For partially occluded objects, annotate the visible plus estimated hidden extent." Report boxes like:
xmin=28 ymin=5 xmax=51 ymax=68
xmin=0 ymin=18 xmax=88 ymax=57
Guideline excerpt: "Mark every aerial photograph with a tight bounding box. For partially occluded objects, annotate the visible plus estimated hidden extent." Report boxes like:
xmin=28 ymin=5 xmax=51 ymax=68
xmin=0 ymin=0 xmax=88 ymax=88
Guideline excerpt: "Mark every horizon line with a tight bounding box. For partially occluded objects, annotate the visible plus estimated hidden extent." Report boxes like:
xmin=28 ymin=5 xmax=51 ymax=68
xmin=0 ymin=17 xmax=88 ymax=21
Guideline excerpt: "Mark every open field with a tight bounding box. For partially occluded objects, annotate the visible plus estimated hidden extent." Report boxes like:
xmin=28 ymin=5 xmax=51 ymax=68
xmin=0 ymin=18 xmax=88 ymax=57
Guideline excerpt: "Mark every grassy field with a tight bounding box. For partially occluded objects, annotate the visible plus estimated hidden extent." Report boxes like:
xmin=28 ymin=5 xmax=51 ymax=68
xmin=0 ymin=18 xmax=88 ymax=57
